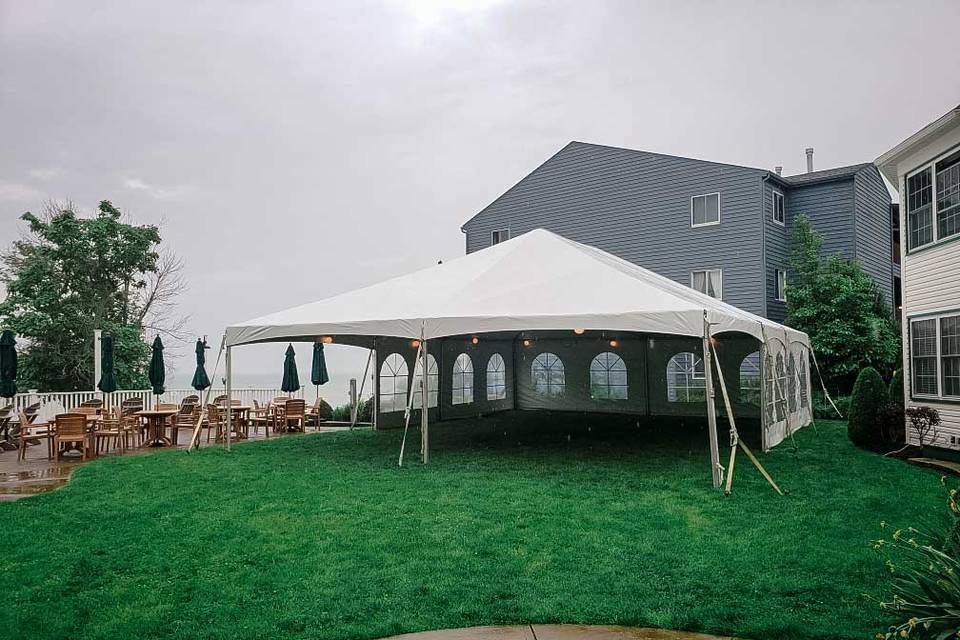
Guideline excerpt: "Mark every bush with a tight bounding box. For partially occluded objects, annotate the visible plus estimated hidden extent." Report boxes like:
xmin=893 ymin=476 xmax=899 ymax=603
xmin=881 ymin=370 xmax=906 ymax=447
xmin=813 ymin=393 xmax=850 ymax=420
xmin=331 ymin=397 xmax=373 ymax=423
xmin=906 ymin=406 xmax=942 ymax=452
xmin=874 ymin=487 xmax=960 ymax=639
xmin=848 ymin=367 xmax=887 ymax=448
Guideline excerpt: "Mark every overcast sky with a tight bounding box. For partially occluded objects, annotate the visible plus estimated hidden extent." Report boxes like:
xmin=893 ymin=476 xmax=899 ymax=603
xmin=2 ymin=0 xmax=958 ymax=401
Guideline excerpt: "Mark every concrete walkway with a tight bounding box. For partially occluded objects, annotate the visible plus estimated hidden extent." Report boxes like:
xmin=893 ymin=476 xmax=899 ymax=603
xmin=380 ymin=625 xmax=738 ymax=640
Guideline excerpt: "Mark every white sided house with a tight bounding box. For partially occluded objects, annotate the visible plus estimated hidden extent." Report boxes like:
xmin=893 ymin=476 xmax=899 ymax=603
xmin=877 ymin=105 xmax=960 ymax=453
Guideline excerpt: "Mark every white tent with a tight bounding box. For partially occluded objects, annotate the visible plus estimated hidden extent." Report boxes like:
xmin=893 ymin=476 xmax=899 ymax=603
xmin=224 ymin=229 xmax=814 ymax=489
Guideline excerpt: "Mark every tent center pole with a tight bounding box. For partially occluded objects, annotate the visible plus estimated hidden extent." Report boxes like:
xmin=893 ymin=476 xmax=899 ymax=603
xmin=702 ymin=313 xmax=722 ymax=489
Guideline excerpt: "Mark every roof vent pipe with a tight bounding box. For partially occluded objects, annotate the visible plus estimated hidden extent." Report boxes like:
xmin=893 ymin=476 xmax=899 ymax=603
xmin=775 ymin=166 xmax=782 ymax=176
xmin=805 ymin=147 xmax=814 ymax=173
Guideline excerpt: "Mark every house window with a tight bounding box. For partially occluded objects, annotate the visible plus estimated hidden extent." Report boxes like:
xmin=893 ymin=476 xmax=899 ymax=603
xmin=690 ymin=193 xmax=720 ymax=227
xmin=941 ymin=316 xmax=960 ymax=397
xmin=772 ymin=190 xmax=785 ymax=225
xmin=589 ymin=352 xmax=627 ymax=400
xmin=491 ymin=229 xmax=509 ymax=245
xmin=486 ymin=353 xmax=506 ymax=401
xmin=905 ymin=148 xmax=960 ymax=251
xmin=531 ymin=352 xmax=565 ymax=397
xmin=412 ymin=353 xmax=439 ymax=409
xmin=775 ymin=269 xmax=787 ymax=302
xmin=690 ymin=269 xmax=722 ymax=299
xmin=452 ymin=353 xmax=474 ymax=405
xmin=666 ymin=352 xmax=705 ymax=402
xmin=378 ymin=353 xmax=409 ymax=413
xmin=911 ymin=318 xmax=939 ymax=396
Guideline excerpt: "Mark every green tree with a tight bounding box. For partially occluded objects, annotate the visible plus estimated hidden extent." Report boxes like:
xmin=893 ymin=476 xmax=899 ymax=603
xmin=848 ymin=366 xmax=887 ymax=448
xmin=786 ymin=215 xmax=900 ymax=393
xmin=0 ymin=200 xmax=185 ymax=391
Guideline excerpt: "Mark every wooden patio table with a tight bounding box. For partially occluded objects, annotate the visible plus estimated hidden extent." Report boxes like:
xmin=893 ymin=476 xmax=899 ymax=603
xmin=221 ymin=405 xmax=252 ymax=440
xmin=136 ymin=409 xmax=179 ymax=447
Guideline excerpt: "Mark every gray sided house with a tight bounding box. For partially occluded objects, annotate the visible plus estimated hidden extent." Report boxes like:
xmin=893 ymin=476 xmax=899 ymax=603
xmin=461 ymin=142 xmax=896 ymax=323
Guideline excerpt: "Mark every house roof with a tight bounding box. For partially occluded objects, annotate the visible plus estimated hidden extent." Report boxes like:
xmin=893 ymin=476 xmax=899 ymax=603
xmin=225 ymin=228 xmax=810 ymax=347
xmin=875 ymin=104 xmax=960 ymax=184
xmin=779 ymin=163 xmax=875 ymax=186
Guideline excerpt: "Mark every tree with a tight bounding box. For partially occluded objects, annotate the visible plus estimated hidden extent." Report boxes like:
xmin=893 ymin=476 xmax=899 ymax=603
xmin=0 ymin=200 xmax=186 ymax=391
xmin=786 ymin=215 xmax=900 ymax=393
xmin=847 ymin=366 xmax=887 ymax=449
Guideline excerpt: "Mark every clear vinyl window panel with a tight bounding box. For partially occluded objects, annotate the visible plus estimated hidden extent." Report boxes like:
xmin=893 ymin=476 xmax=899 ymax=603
xmin=764 ymin=352 xmax=788 ymax=422
xmin=667 ymin=352 xmax=705 ymax=402
xmin=452 ymin=353 xmax=474 ymax=405
xmin=691 ymin=269 xmax=722 ymax=299
xmin=411 ymin=353 xmax=439 ymax=409
xmin=691 ymin=193 xmax=720 ymax=226
xmin=590 ymin=352 xmax=627 ymax=400
xmin=378 ymin=353 xmax=409 ymax=413
xmin=739 ymin=352 xmax=761 ymax=406
xmin=486 ymin=353 xmax=506 ymax=401
xmin=911 ymin=319 xmax=938 ymax=396
xmin=531 ymin=352 xmax=565 ymax=397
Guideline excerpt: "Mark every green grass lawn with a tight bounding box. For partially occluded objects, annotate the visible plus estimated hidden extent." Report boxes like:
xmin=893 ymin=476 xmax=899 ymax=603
xmin=0 ymin=414 xmax=948 ymax=640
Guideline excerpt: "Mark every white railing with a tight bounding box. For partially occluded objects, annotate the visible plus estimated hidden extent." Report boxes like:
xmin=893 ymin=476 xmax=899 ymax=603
xmin=7 ymin=387 xmax=304 ymax=413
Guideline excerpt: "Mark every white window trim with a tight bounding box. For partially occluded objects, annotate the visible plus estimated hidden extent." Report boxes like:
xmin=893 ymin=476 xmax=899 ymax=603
xmin=772 ymin=190 xmax=785 ymax=226
xmin=775 ymin=269 xmax=787 ymax=302
xmin=904 ymin=142 xmax=960 ymax=251
xmin=909 ymin=311 xmax=960 ymax=401
xmin=690 ymin=269 xmax=723 ymax=300
xmin=690 ymin=192 xmax=721 ymax=228
xmin=491 ymin=228 xmax=510 ymax=245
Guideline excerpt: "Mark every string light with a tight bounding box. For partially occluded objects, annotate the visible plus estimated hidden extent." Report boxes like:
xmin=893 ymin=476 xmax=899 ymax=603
xmin=471 ymin=336 xmax=479 ymax=345
xmin=609 ymin=339 xmax=619 ymax=348
xmin=573 ymin=328 xmax=585 ymax=335
xmin=321 ymin=336 xmax=334 ymax=344
xmin=522 ymin=339 xmax=531 ymax=347
xmin=411 ymin=340 xmax=421 ymax=349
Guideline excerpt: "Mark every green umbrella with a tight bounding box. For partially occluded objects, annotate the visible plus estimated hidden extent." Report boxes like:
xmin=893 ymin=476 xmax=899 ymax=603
xmin=149 ymin=335 xmax=165 ymax=396
xmin=311 ymin=342 xmax=329 ymax=387
xmin=281 ymin=344 xmax=300 ymax=394
xmin=0 ymin=330 xmax=17 ymax=398
xmin=191 ymin=339 xmax=211 ymax=391
xmin=97 ymin=333 xmax=117 ymax=393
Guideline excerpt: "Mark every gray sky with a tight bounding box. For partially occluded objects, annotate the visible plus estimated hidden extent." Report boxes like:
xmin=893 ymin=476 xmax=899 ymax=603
xmin=2 ymin=0 xmax=958 ymax=401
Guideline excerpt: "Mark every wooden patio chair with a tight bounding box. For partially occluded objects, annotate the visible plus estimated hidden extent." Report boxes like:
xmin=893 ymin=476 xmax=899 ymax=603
xmin=284 ymin=399 xmax=306 ymax=432
xmin=93 ymin=407 xmax=123 ymax=455
xmin=169 ymin=406 xmax=198 ymax=447
xmin=17 ymin=410 xmax=54 ymax=462
xmin=119 ymin=409 xmax=143 ymax=450
xmin=206 ymin=404 xmax=225 ymax=443
xmin=249 ymin=400 xmax=270 ymax=438
xmin=304 ymin=398 xmax=325 ymax=429
xmin=54 ymin=413 xmax=92 ymax=461
xmin=23 ymin=402 xmax=41 ymax=423
xmin=80 ymin=399 xmax=103 ymax=410
xmin=212 ymin=395 xmax=227 ymax=406
xmin=270 ymin=397 xmax=288 ymax=432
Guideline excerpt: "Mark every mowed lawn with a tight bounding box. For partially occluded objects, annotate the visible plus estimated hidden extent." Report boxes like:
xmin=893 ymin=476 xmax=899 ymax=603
xmin=0 ymin=414 xmax=948 ymax=640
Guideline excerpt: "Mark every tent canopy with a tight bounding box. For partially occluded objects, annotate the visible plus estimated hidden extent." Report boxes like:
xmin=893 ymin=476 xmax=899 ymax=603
xmin=226 ymin=229 xmax=809 ymax=347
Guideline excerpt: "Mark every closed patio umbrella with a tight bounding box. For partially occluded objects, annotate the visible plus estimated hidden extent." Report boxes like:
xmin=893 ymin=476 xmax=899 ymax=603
xmin=281 ymin=344 xmax=300 ymax=395
xmin=311 ymin=342 xmax=329 ymax=399
xmin=97 ymin=333 xmax=117 ymax=393
xmin=191 ymin=339 xmax=211 ymax=391
xmin=149 ymin=336 xmax=165 ymax=401
xmin=0 ymin=330 xmax=17 ymax=399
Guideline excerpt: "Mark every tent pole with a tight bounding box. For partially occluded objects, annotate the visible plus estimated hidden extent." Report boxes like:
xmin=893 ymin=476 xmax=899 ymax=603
xmin=702 ymin=313 xmax=722 ymax=489
xmin=421 ymin=330 xmax=429 ymax=465
xmin=352 ymin=348 xmax=373 ymax=429
xmin=189 ymin=334 xmax=225 ymax=449
xmin=371 ymin=339 xmax=378 ymax=431
xmin=398 ymin=341 xmax=423 ymax=467
xmin=225 ymin=345 xmax=232 ymax=451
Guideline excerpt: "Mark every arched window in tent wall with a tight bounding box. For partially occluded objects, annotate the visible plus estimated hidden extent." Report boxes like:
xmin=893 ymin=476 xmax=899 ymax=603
xmin=666 ymin=352 xmax=705 ymax=402
xmin=787 ymin=353 xmax=799 ymax=413
xmin=798 ymin=354 xmax=809 ymax=409
xmin=765 ymin=352 xmax=788 ymax=421
xmin=532 ymin=352 xmax=565 ymax=397
xmin=452 ymin=353 xmax=474 ymax=405
xmin=739 ymin=351 xmax=761 ymax=406
xmin=590 ymin=352 xmax=627 ymax=400
xmin=412 ymin=353 xmax=439 ymax=409
xmin=486 ymin=353 xmax=506 ymax=400
xmin=379 ymin=353 xmax=409 ymax=413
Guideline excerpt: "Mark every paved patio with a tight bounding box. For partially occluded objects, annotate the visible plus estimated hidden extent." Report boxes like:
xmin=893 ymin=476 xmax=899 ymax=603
xmin=0 ymin=423 xmax=351 ymax=500
xmin=380 ymin=625 xmax=738 ymax=640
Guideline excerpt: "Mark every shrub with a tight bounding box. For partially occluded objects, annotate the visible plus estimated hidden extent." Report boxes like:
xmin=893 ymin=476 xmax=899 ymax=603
xmin=889 ymin=369 xmax=905 ymax=407
xmin=881 ymin=370 xmax=906 ymax=447
xmin=905 ymin=406 xmax=942 ymax=452
xmin=874 ymin=487 xmax=960 ymax=639
xmin=848 ymin=367 xmax=887 ymax=448
xmin=331 ymin=397 xmax=373 ymax=423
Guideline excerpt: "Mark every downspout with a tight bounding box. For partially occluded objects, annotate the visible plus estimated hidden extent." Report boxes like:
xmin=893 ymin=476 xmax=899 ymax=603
xmin=760 ymin=174 xmax=770 ymax=319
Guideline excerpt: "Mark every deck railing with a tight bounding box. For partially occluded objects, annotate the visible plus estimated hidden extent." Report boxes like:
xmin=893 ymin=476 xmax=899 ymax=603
xmin=6 ymin=387 xmax=304 ymax=413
